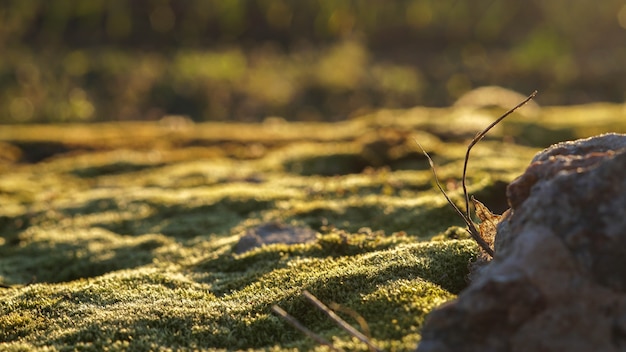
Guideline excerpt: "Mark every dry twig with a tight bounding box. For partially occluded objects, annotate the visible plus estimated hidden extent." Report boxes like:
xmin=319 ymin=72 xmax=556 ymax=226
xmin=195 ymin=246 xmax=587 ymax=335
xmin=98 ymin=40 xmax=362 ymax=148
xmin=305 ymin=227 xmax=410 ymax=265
xmin=271 ymin=304 xmax=341 ymax=351
xmin=461 ymin=91 xmax=538 ymax=223
xmin=272 ymin=291 xmax=382 ymax=352
xmin=302 ymin=290 xmax=382 ymax=352
xmin=417 ymin=90 xmax=537 ymax=257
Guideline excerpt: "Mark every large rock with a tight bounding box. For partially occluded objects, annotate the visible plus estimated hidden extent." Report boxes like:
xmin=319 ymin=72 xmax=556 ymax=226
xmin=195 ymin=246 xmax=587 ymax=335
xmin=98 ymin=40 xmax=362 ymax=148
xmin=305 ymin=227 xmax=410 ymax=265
xmin=418 ymin=133 xmax=626 ymax=352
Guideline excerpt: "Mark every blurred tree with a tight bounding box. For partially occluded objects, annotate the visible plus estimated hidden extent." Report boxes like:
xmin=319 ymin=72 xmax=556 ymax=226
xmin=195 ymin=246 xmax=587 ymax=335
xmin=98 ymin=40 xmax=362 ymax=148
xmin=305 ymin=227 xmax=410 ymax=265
xmin=0 ymin=0 xmax=624 ymax=123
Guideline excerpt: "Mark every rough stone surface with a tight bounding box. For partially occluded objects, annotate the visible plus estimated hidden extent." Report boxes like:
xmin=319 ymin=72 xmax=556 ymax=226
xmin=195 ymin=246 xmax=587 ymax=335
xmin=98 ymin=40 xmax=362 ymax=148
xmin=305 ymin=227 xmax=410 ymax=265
xmin=418 ymin=133 xmax=626 ymax=352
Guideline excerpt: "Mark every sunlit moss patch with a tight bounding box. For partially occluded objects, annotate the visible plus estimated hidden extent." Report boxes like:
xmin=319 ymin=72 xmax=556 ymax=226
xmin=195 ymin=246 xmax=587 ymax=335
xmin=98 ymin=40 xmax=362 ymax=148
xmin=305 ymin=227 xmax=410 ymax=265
xmin=1 ymin=104 xmax=624 ymax=350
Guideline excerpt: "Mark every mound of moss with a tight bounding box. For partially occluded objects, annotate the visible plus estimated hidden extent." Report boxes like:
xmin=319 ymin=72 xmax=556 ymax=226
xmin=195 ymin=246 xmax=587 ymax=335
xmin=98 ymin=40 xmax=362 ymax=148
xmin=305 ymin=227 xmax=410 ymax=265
xmin=0 ymin=103 xmax=624 ymax=350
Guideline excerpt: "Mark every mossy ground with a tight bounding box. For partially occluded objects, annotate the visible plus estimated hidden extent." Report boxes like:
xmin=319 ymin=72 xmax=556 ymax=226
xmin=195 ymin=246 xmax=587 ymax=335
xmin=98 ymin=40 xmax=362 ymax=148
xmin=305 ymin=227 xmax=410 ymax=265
xmin=0 ymin=104 xmax=625 ymax=351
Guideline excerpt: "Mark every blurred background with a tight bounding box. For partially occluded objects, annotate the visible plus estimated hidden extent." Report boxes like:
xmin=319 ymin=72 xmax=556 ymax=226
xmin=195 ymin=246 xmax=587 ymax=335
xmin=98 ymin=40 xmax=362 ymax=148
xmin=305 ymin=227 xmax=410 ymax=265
xmin=1 ymin=0 xmax=626 ymax=124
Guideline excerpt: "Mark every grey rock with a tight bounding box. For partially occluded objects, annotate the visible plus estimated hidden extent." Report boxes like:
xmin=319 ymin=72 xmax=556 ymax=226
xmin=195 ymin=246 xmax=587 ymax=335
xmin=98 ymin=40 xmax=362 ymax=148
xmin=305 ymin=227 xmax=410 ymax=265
xmin=234 ymin=222 xmax=318 ymax=254
xmin=418 ymin=133 xmax=626 ymax=352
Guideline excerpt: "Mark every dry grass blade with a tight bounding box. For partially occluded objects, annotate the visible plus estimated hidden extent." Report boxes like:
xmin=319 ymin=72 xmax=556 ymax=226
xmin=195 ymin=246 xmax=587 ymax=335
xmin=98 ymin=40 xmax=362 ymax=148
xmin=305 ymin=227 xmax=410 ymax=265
xmin=415 ymin=141 xmax=494 ymax=256
xmin=328 ymin=302 xmax=372 ymax=346
xmin=302 ymin=290 xmax=382 ymax=352
xmin=415 ymin=141 xmax=472 ymax=228
xmin=416 ymin=90 xmax=537 ymax=258
xmin=461 ymin=90 xmax=538 ymax=221
xmin=271 ymin=305 xmax=342 ymax=351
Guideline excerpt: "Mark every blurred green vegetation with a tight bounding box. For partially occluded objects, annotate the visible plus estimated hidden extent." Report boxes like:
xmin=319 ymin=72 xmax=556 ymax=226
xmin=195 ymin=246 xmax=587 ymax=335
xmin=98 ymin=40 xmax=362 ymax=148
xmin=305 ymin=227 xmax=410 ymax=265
xmin=1 ymin=0 xmax=626 ymax=123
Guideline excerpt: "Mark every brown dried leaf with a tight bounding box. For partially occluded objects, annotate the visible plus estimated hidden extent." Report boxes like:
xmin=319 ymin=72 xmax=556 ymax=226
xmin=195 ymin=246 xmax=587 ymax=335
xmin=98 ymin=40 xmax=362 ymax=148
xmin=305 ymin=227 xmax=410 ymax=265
xmin=471 ymin=197 xmax=500 ymax=253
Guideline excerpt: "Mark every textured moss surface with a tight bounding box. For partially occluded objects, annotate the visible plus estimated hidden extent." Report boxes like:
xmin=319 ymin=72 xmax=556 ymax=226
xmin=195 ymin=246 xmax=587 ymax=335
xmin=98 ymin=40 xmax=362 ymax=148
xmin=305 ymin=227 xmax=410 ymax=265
xmin=0 ymin=104 xmax=624 ymax=350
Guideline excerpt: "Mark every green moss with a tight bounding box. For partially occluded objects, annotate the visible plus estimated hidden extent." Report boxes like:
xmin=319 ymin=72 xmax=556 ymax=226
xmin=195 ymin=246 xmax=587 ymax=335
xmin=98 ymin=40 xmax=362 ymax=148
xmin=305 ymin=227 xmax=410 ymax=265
xmin=0 ymin=239 xmax=477 ymax=351
xmin=0 ymin=105 xmax=623 ymax=350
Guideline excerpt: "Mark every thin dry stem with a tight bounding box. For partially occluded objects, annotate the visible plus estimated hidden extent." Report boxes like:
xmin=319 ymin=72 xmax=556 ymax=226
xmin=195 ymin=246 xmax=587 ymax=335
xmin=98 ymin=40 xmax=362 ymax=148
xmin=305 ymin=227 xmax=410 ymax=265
xmin=302 ymin=291 xmax=382 ymax=352
xmin=462 ymin=90 xmax=538 ymax=221
xmin=328 ymin=302 xmax=372 ymax=347
xmin=415 ymin=141 xmax=494 ymax=256
xmin=415 ymin=141 xmax=472 ymax=228
xmin=416 ymin=90 xmax=537 ymax=258
xmin=271 ymin=305 xmax=342 ymax=351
